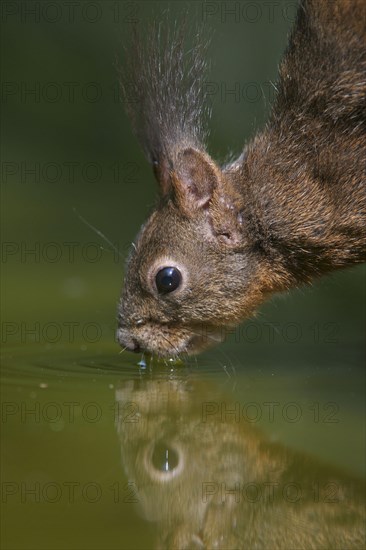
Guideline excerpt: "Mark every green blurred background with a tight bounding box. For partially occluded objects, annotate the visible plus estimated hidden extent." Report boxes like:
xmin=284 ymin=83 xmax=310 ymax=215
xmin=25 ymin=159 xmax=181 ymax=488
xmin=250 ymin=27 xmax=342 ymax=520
xmin=1 ymin=0 xmax=365 ymax=364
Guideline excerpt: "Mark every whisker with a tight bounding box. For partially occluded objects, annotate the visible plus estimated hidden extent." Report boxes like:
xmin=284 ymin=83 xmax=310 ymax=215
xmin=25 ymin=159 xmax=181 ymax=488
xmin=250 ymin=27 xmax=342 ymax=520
xmin=184 ymin=326 xmax=238 ymax=378
xmin=183 ymin=325 xmax=224 ymax=345
xmin=223 ymin=365 xmax=231 ymax=378
xmin=73 ymin=207 xmax=124 ymax=259
xmin=160 ymin=333 xmax=182 ymax=362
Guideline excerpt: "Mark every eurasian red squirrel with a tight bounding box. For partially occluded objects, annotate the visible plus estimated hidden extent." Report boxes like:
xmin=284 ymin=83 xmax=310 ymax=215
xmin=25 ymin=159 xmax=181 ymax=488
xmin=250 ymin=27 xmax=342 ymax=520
xmin=117 ymin=0 xmax=366 ymax=358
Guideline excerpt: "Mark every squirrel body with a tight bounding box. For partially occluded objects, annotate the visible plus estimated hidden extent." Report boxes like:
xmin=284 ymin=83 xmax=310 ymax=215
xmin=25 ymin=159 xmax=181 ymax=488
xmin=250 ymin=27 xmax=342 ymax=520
xmin=117 ymin=0 xmax=366 ymax=357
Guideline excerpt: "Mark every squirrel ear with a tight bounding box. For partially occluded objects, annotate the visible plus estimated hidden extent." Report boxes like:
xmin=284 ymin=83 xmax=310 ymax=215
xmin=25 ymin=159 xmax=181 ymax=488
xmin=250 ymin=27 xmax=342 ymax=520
xmin=171 ymin=148 xmax=220 ymax=213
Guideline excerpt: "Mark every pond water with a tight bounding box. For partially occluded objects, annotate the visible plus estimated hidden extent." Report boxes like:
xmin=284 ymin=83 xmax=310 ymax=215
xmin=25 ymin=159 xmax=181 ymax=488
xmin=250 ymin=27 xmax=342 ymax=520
xmin=2 ymin=285 xmax=365 ymax=550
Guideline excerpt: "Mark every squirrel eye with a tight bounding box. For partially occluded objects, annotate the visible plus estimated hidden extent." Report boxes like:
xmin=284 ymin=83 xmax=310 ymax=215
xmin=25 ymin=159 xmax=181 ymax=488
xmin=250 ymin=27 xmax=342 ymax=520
xmin=155 ymin=267 xmax=182 ymax=294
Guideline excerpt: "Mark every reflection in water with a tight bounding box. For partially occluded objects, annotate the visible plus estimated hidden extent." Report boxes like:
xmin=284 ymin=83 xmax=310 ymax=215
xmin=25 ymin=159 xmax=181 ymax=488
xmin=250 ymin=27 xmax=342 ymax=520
xmin=115 ymin=371 xmax=365 ymax=549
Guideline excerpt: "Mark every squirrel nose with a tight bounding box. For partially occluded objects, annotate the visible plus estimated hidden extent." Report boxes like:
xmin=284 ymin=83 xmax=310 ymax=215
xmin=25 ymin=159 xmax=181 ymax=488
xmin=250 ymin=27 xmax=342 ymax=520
xmin=117 ymin=327 xmax=141 ymax=353
xmin=128 ymin=339 xmax=141 ymax=353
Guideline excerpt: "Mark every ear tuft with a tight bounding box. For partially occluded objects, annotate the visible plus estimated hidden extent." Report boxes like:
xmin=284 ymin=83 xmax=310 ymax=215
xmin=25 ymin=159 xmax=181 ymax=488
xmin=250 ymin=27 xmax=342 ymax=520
xmin=153 ymin=157 xmax=172 ymax=197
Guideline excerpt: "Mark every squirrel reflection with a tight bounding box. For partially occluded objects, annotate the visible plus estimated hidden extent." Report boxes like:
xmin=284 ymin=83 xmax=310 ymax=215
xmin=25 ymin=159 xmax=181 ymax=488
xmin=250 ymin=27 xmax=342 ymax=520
xmin=115 ymin=374 xmax=365 ymax=549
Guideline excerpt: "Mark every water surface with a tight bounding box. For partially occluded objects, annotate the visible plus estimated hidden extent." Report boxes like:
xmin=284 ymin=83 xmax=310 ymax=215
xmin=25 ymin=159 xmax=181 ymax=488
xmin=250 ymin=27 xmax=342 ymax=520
xmin=2 ymin=327 xmax=365 ymax=549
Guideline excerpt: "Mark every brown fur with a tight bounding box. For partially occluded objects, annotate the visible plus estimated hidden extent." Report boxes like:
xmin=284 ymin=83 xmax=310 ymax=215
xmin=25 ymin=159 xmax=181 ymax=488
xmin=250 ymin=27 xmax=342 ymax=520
xmin=117 ymin=0 xmax=366 ymax=357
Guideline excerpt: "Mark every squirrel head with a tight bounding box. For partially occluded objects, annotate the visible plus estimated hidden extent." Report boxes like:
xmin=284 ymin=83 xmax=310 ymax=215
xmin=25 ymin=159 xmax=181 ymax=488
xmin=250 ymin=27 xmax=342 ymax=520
xmin=117 ymin=147 xmax=273 ymax=357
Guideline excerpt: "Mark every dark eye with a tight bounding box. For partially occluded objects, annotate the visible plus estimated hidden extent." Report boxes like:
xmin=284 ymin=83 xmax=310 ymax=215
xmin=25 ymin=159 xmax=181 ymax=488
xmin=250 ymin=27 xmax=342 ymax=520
xmin=155 ymin=266 xmax=182 ymax=294
xmin=151 ymin=441 xmax=179 ymax=472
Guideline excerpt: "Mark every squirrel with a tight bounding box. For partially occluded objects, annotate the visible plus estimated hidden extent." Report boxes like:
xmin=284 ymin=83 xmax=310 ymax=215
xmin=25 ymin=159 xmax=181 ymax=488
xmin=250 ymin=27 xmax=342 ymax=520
xmin=117 ymin=0 xmax=366 ymax=358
